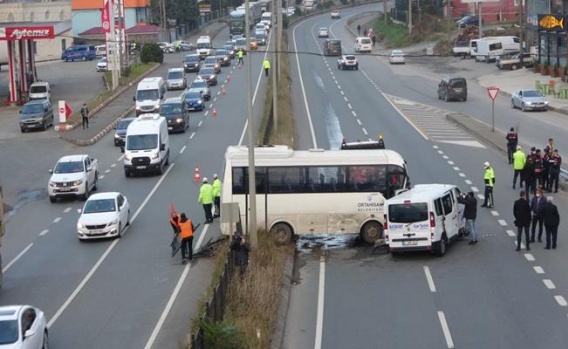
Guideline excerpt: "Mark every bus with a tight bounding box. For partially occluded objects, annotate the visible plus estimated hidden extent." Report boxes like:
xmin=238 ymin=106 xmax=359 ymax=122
xmin=220 ymin=146 xmax=410 ymax=244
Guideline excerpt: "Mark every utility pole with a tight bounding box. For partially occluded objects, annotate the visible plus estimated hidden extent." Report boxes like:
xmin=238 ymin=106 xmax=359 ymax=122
xmin=117 ymin=0 xmax=125 ymax=73
xmin=244 ymin=0 xmax=258 ymax=248
xmin=478 ymin=2 xmax=483 ymax=39
xmin=408 ymin=0 xmax=412 ymax=35
xmin=272 ymin=4 xmax=278 ymax=133
xmin=160 ymin=0 xmax=169 ymax=42
xmin=519 ymin=0 xmax=524 ymax=66
xmin=384 ymin=0 xmax=387 ymax=26
xmin=110 ymin=0 xmax=118 ymax=90
xmin=277 ymin=0 xmax=282 ymax=80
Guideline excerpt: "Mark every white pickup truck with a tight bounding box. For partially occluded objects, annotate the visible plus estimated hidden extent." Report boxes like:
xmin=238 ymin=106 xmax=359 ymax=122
xmin=48 ymin=154 xmax=99 ymax=203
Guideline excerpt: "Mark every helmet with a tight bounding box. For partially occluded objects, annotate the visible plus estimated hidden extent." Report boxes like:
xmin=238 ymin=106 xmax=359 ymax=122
xmin=203 ymin=177 xmax=208 ymax=183
xmin=213 ymin=173 xmax=218 ymax=179
xmin=516 ymin=145 xmax=521 ymax=150
xmin=484 ymin=162 xmax=490 ymax=167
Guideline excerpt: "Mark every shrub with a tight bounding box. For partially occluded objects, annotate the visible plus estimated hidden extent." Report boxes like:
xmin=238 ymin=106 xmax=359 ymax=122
xmin=140 ymin=43 xmax=164 ymax=64
xmin=340 ymin=0 xmax=349 ymax=4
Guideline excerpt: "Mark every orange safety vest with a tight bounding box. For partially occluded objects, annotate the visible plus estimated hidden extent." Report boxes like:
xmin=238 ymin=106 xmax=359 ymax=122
xmin=179 ymin=219 xmax=194 ymax=239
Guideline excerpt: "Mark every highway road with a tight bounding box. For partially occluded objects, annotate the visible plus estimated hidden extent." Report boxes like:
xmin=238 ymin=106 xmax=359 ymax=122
xmin=0 ymin=26 xmax=271 ymax=348
xmin=284 ymin=4 xmax=568 ymax=349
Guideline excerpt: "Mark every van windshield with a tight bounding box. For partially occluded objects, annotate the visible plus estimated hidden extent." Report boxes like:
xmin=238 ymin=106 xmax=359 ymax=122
xmin=450 ymin=80 xmax=466 ymax=88
xmin=127 ymin=134 xmax=158 ymax=150
xmin=168 ymin=71 xmax=183 ymax=79
xmin=30 ymin=86 xmax=47 ymax=93
xmin=136 ymin=89 xmax=159 ymax=101
xmin=388 ymin=203 xmax=428 ymax=223
xmin=197 ymin=42 xmax=210 ymax=49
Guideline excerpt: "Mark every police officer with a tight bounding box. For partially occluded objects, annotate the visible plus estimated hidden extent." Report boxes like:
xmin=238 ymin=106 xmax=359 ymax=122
xmin=377 ymin=134 xmax=385 ymax=149
xmin=212 ymin=173 xmax=222 ymax=218
xmin=178 ymin=213 xmax=195 ymax=263
xmin=198 ymin=177 xmax=214 ymax=223
xmin=549 ymin=149 xmax=562 ymax=193
xmin=542 ymin=147 xmax=552 ymax=191
xmin=237 ymin=49 xmax=244 ymax=66
xmin=482 ymin=162 xmax=495 ymax=208
xmin=512 ymin=145 xmax=525 ymax=189
xmin=263 ymin=58 xmax=271 ymax=77
xmin=506 ymin=127 xmax=518 ymax=164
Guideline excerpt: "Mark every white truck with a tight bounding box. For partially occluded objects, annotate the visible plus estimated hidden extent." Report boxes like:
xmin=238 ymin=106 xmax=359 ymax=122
xmin=196 ymin=36 xmax=212 ymax=59
xmin=48 ymin=154 xmax=99 ymax=203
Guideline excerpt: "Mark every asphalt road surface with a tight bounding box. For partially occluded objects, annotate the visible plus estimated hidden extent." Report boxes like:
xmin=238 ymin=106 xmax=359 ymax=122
xmin=284 ymin=4 xmax=568 ymax=349
xmin=0 ymin=26 xmax=271 ymax=348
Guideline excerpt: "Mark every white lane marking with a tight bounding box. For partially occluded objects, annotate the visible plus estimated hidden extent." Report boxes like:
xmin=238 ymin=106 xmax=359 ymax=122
xmin=214 ymin=97 xmax=218 ymax=101
xmin=356 ymin=119 xmax=362 ymax=126
xmin=351 ymin=111 xmax=356 ymax=117
xmin=343 ymin=96 xmax=348 ymax=102
xmin=362 ymin=128 xmax=368 ymax=135
xmin=116 ymin=155 xmax=124 ymax=162
xmin=452 ymin=167 xmax=460 ymax=171
xmin=340 ymin=90 xmax=344 ymax=95
xmin=477 ymin=194 xmax=484 ymax=200
xmin=382 ymin=92 xmax=428 ymax=140
xmin=314 ymin=256 xmax=326 ymax=349
xmin=534 ymin=266 xmax=545 ymax=274
xmin=64 ymin=207 xmax=71 ymax=213
xmin=3 ymin=243 xmax=33 ymax=273
xmin=443 ymin=155 xmax=449 ymax=159
xmin=464 ymin=179 xmax=471 ymax=184
xmin=190 ymin=132 xmax=195 ymax=139
xmin=491 ymin=211 xmax=499 ymax=216
xmin=448 ymin=161 xmax=455 ymax=165
xmin=423 ymin=266 xmax=436 ymax=293
xmin=554 ymin=296 xmax=567 ymax=306
xmin=433 ymin=145 xmax=439 ymax=149
xmin=498 ymin=220 xmax=507 ymax=226
xmin=524 ymin=254 xmax=535 ymax=261
xmin=543 ymin=279 xmax=556 ymax=289
xmin=519 ymin=242 xmax=525 ymax=249
xmin=458 ymin=173 xmax=466 ymax=177
xmin=110 ymin=163 xmax=116 ymax=168
xmin=53 ymin=217 xmax=61 ymax=223
xmin=471 ymin=186 xmax=479 ymax=192
xmin=48 ymin=164 xmax=176 ymax=328
xmin=198 ymin=120 xmax=203 ymax=127
xmin=347 ymin=103 xmax=352 ymax=110
xmin=179 ymin=145 xmax=186 ymax=154
xmin=437 ymin=311 xmax=455 ymax=348
xmin=105 ymin=169 xmax=111 ymax=173
xmin=506 ymin=230 xmax=516 ymax=237
xmin=99 ymin=175 xmax=105 ymax=179
xmin=39 ymin=229 xmax=49 ymax=236
xmin=204 ymin=111 xmax=209 ymax=116
xmin=144 ymin=225 xmax=210 ymax=349
xmin=438 ymin=150 xmax=444 ymax=154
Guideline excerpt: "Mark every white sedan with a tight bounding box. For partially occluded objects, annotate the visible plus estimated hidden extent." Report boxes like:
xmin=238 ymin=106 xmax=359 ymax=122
xmin=318 ymin=27 xmax=329 ymax=38
xmin=77 ymin=192 xmax=130 ymax=240
xmin=0 ymin=305 xmax=48 ymax=349
xmin=96 ymin=57 xmax=107 ymax=72
xmin=511 ymin=89 xmax=549 ymax=111
xmin=389 ymin=50 xmax=406 ymax=64
xmin=157 ymin=42 xmax=175 ymax=53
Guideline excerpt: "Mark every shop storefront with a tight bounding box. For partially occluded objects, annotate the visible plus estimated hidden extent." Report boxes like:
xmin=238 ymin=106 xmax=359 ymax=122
xmin=538 ymin=14 xmax=567 ymax=67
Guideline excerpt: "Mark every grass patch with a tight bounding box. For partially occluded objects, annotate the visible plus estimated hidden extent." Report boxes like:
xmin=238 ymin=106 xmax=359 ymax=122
xmin=373 ymin=14 xmax=457 ymax=48
xmin=224 ymin=231 xmax=295 ymax=348
xmin=65 ymin=62 xmax=157 ymax=125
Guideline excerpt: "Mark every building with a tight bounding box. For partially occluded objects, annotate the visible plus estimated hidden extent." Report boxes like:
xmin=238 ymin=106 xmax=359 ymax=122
xmin=79 ymin=23 xmax=161 ymax=44
xmin=451 ymin=0 xmax=518 ymax=23
xmin=71 ymin=0 xmax=151 ymax=37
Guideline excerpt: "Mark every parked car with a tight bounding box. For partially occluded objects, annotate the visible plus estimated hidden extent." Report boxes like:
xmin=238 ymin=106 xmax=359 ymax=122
xmin=173 ymin=40 xmax=195 ymax=51
xmin=497 ymin=53 xmax=535 ymax=70
xmin=457 ymin=15 xmax=480 ymax=27
xmin=113 ymin=117 xmax=136 ymax=146
xmin=19 ymin=99 xmax=54 ymax=132
xmin=61 ymin=45 xmax=96 ymax=62
xmin=511 ymin=89 xmax=549 ymax=111
xmin=0 ymin=305 xmax=49 ymax=349
xmin=389 ymin=50 xmax=406 ymax=64
xmin=331 ymin=10 xmax=341 ymax=19
xmin=77 ymin=192 xmax=130 ymax=240
xmin=158 ymin=42 xmax=175 ymax=53
xmin=96 ymin=57 xmax=108 ymax=72
xmin=438 ymin=76 xmax=467 ymax=102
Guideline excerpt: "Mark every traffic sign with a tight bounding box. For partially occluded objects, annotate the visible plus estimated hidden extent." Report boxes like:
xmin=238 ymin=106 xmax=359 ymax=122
xmin=58 ymin=100 xmax=73 ymax=124
xmin=487 ymin=86 xmax=500 ymax=101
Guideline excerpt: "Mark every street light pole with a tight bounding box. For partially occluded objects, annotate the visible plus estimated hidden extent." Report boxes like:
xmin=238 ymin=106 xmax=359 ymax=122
xmin=244 ymin=0 xmax=258 ymax=248
xmin=408 ymin=0 xmax=412 ymax=35
xmin=519 ymin=0 xmax=524 ymax=66
xmin=272 ymin=4 xmax=278 ymax=133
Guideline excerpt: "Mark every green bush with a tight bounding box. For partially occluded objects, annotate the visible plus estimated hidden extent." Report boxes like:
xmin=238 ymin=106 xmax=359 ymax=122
xmin=324 ymin=0 xmax=334 ymax=8
xmin=201 ymin=320 xmax=246 ymax=349
xmin=340 ymin=0 xmax=349 ymax=4
xmin=140 ymin=43 xmax=164 ymax=64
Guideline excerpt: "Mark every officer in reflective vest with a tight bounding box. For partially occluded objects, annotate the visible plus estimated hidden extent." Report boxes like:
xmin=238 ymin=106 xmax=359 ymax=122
xmin=178 ymin=213 xmax=195 ymax=263
xmin=506 ymin=127 xmax=518 ymax=165
xmin=198 ymin=177 xmax=214 ymax=223
xmin=482 ymin=161 xmax=495 ymax=208
xmin=212 ymin=174 xmax=222 ymax=218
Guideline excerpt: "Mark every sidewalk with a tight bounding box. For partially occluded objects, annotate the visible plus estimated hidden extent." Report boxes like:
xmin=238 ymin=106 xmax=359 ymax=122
xmin=60 ymin=20 xmax=227 ymax=146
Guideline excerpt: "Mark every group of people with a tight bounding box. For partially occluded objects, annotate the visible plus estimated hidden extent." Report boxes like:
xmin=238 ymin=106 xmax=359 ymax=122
xmin=356 ymin=24 xmax=377 ymax=47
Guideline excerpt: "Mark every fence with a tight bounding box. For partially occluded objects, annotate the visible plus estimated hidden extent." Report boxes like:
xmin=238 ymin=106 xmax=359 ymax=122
xmin=190 ymin=250 xmax=236 ymax=349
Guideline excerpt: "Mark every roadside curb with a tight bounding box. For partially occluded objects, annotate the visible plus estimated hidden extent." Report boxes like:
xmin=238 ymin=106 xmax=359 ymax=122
xmin=57 ymin=21 xmax=228 ymax=146
xmin=270 ymin=251 xmax=296 ymax=349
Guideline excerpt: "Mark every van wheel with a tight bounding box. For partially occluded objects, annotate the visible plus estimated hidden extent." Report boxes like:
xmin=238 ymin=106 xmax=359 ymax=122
xmin=512 ymin=64 xmax=518 ymax=70
xmin=361 ymin=221 xmax=383 ymax=244
xmin=165 ymin=153 xmax=169 ymax=166
xmin=271 ymin=223 xmax=293 ymax=245
xmin=82 ymin=56 xmax=87 ymax=61
xmin=116 ymin=223 xmax=122 ymax=239
xmin=435 ymin=234 xmax=448 ymax=257
xmin=125 ymin=170 xmax=130 ymax=177
xmin=156 ymin=164 xmax=163 ymax=175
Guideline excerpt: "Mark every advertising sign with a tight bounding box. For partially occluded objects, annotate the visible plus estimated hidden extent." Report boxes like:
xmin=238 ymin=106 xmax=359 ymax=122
xmin=101 ymin=0 xmax=112 ymax=33
xmin=0 ymin=26 xmax=55 ymax=41
xmin=198 ymin=0 xmax=212 ymax=14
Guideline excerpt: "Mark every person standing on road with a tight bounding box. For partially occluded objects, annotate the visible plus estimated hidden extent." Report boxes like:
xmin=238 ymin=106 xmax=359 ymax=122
xmin=371 ymin=34 xmax=377 ymax=47
xmin=237 ymin=49 xmax=244 ymax=66
xmin=482 ymin=162 xmax=495 ymax=208
xmin=548 ymin=149 xmax=562 ymax=193
xmin=530 ymin=188 xmax=546 ymax=243
xmin=178 ymin=213 xmax=195 ymax=263
xmin=542 ymin=148 xmax=552 ymax=192
xmin=514 ymin=190 xmax=532 ymax=251
xmin=198 ymin=177 xmax=214 ymax=223
xmin=357 ymin=24 xmax=361 ymax=35
xmin=81 ymin=103 xmax=89 ymax=129
xmin=506 ymin=127 xmax=518 ymax=164
xmin=212 ymin=173 xmax=221 ymax=218
xmin=458 ymin=191 xmax=478 ymax=244
xmin=512 ymin=146 xmax=526 ymax=189
xmin=524 ymin=147 xmax=537 ymax=200
xmin=543 ymin=196 xmax=560 ymax=250
xmin=263 ymin=58 xmax=271 ymax=77
xmin=533 ymin=149 xmax=544 ymax=190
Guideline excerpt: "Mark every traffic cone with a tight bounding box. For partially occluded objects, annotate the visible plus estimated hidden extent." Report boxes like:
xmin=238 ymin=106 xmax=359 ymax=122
xmin=193 ymin=166 xmax=201 ymax=182
xmin=222 ymin=87 xmax=226 ymax=95
xmin=212 ymin=108 xmax=217 ymax=117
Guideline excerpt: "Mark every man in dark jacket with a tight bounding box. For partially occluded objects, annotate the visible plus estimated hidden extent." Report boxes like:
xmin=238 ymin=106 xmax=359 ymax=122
xmin=458 ymin=191 xmax=477 ymax=244
xmin=530 ymin=189 xmax=546 ymax=243
xmin=543 ymin=196 xmax=560 ymax=250
xmin=231 ymin=232 xmax=250 ymax=276
xmin=513 ymin=190 xmax=532 ymax=251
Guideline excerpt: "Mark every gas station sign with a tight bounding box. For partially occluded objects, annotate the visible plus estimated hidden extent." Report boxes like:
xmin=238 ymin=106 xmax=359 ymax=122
xmin=0 ymin=26 xmax=55 ymax=41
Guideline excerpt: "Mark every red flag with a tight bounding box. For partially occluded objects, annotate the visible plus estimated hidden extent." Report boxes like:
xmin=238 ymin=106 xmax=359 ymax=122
xmin=101 ymin=0 xmax=111 ymax=33
xmin=170 ymin=203 xmax=177 ymax=216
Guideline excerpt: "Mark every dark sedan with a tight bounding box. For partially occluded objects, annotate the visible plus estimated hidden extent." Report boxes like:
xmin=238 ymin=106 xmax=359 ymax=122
xmin=215 ymin=49 xmax=231 ymax=66
xmin=224 ymin=43 xmax=236 ymax=58
xmin=183 ymin=54 xmax=201 ymax=73
xmin=113 ymin=117 xmax=136 ymax=146
xmin=183 ymin=89 xmax=205 ymax=111
xmin=197 ymin=67 xmax=218 ymax=86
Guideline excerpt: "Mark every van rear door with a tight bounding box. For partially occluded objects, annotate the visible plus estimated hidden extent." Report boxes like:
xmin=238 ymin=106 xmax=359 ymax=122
xmin=386 ymin=201 xmax=432 ymax=250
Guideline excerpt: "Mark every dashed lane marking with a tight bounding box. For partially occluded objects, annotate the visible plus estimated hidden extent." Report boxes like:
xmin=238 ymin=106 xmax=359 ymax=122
xmin=471 ymin=186 xmax=479 ymax=192
xmin=64 ymin=207 xmax=71 ymax=213
xmin=39 ymin=229 xmax=49 ymax=236
xmin=110 ymin=163 xmax=116 ymax=168
xmin=555 ymin=296 xmax=567 ymax=307
xmin=524 ymin=253 xmax=535 ymax=261
xmin=534 ymin=266 xmax=545 ymax=274
xmin=362 ymin=128 xmax=368 ymax=135
xmin=179 ymin=146 xmax=186 ymax=154
xmin=453 ymin=166 xmax=460 ymax=171
xmin=543 ymin=279 xmax=556 ymax=289
xmin=198 ymin=120 xmax=203 ymax=127
xmin=491 ymin=211 xmax=499 ymax=216
xmin=53 ymin=217 xmax=61 ymax=223
xmin=498 ymin=220 xmax=507 ymax=226
xmin=3 ymin=243 xmax=33 ymax=273
xmin=506 ymin=230 xmax=516 ymax=237
xmin=105 ymin=169 xmax=111 ymax=173
xmin=448 ymin=161 xmax=455 ymax=165
xmin=190 ymin=132 xmax=195 ymax=140
xmin=99 ymin=175 xmax=105 ymax=179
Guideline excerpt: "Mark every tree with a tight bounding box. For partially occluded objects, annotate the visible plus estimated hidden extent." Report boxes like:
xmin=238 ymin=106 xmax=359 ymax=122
xmin=140 ymin=43 xmax=164 ymax=63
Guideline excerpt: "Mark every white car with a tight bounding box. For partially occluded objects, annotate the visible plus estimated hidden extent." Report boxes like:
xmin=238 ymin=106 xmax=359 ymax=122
xmin=96 ymin=57 xmax=107 ymax=72
xmin=331 ymin=10 xmax=341 ymax=19
xmin=389 ymin=50 xmax=406 ymax=64
xmin=0 ymin=305 xmax=48 ymax=349
xmin=318 ymin=27 xmax=329 ymax=38
xmin=337 ymin=55 xmax=359 ymax=70
xmin=157 ymin=42 xmax=175 ymax=53
xmin=77 ymin=192 xmax=130 ymax=240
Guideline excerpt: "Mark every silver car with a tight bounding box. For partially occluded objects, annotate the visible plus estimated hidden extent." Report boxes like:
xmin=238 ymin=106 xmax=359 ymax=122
xmin=511 ymin=89 xmax=549 ymax=112
xmin=166 ymin=68 xmax=187 ymax=90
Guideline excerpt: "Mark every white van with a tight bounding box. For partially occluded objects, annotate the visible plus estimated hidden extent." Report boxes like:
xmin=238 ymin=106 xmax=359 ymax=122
xmin=28 ymin=81 xmax=51 ymax=101
xmin=122 ymin=114 xmax=170 ymax=177
xmin=384 ymin=184 xmax=466 ymax=256
xmin=95 ymin=45 xmax=106 ymax=57
xmin=134 ymin=77 xmax=166 ymax=116
xmin=196 ymin=36 xmax=212 ymax=59
xmin=475 ymin=36 xmax=520 ymax=62
xmin=354 ymin=37 xmax=373 ymax=53
xmin=261 ymin=12 xmax=272 ymax=27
